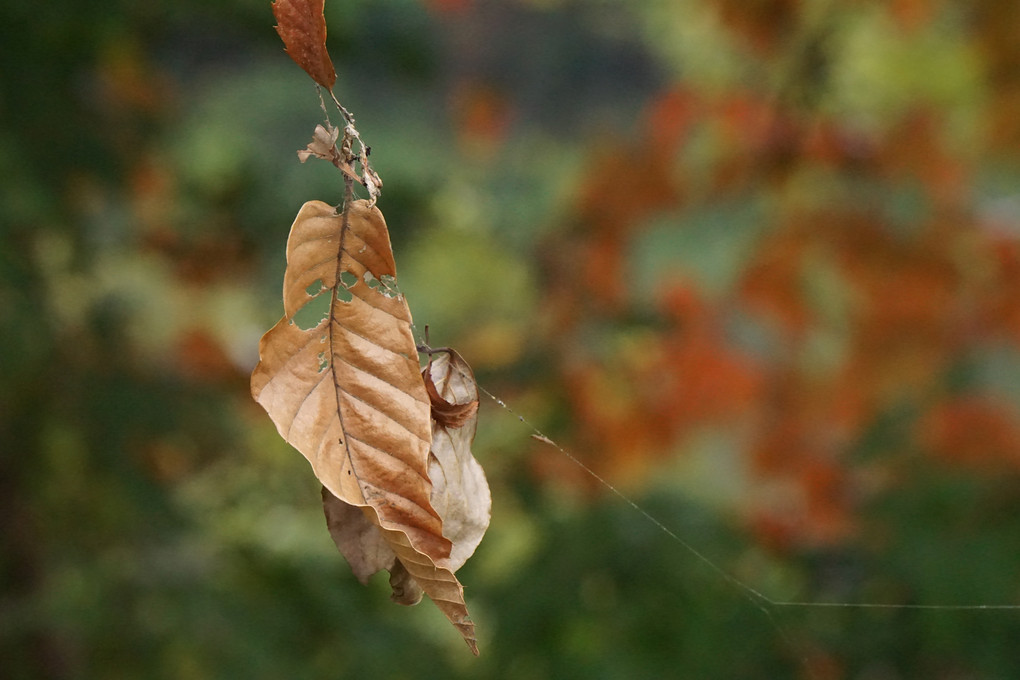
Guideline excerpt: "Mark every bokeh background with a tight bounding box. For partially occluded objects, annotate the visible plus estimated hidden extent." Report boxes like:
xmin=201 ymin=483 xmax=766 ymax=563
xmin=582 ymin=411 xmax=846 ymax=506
xmin=4 ymin=1 xmax=1020 ymax=678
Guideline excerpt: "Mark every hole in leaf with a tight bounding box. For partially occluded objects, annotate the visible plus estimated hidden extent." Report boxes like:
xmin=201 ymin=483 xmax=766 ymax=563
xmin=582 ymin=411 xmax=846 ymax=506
xmin=335 ymin=270 xmax=358 ymax=304
xmin=292 ymin=289 xmax=331 ymax=330
xmin=317 ymin=351 xmax=329 ymax=373
xmin=380 ymin=274 xmax=400 ymax=296
xmin=340 ymin=271 xmax=359 ymax=289
xmin=363 ymin=271 xmax=401 ymax=299
xmin=305 ymin=279 xmax=325 ymax=296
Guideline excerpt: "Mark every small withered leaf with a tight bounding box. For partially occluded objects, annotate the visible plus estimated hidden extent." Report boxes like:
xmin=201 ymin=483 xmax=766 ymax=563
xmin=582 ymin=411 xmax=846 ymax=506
xmin=296 ymin=123 xmax=340 ymax=163
xmin=423 ymin=350 xmax=491 ymax=573
xmin=272 ymin=0 xmax=337 ymax=90
xmin=297 ymin=123 xmax=361 ymax=183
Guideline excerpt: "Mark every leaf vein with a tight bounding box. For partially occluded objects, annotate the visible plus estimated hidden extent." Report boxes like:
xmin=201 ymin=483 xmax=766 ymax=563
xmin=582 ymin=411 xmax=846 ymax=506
xmin=329 ymin=321 xmax=424 ymax=400
xmin=333 ymin=370 xmax=430 ymax=445
xmin=284 ymin=367 xmax=331 ymax=441
xmin=359 ymin=479 xmax=443 ymax=527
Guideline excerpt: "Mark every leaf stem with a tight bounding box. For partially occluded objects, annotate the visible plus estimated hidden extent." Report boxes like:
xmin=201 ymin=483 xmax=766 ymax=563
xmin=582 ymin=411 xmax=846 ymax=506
xmin=317 ymin=86 xmax=332 ymax=126
xmin=323 ymin=88 xmax=381 ymax=204
xmin=328 ymin=90 xmax=354 ymax=125
xmin=341 ymin=174 xmax=355 ymax=213
xmin=416 ymin=344 xmax=454 ymax=358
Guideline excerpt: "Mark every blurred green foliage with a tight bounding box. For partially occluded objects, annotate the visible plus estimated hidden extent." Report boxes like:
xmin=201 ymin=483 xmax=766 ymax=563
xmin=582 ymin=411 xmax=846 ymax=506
xmin=3 ymin=1 xmax=1020 ymax=679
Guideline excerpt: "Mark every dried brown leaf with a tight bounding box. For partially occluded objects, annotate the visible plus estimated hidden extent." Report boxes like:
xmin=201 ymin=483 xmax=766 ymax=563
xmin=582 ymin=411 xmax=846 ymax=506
xmin=296 ymin=123 xmax=340 ymax=164
xmin=424 ymin=350 xmax=491 ymax=571
xmin=272 ymin=0 xmax=337 ymax=89
xmin=321 ymin=486 xmax=395 ymax=585
xmin=297 ymin=123 xmax=361 ymax=184
xmin=251 ymin=200 xmax=477 ymax=653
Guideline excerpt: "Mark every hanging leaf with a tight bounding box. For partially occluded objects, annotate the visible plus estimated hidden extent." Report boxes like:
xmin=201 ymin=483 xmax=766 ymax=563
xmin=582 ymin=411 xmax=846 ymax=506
xmin=272 ymin=0 xmax=337 ymax=90
xmin=251 ymin=199 xmax=478 ymax=653
xmin=423 ymin=349 xmax=491 ymax=571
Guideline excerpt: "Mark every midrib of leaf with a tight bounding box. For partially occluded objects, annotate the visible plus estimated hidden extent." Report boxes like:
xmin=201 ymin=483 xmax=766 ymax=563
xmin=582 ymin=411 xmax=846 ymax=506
xmin=325 ymin=197 xmax=435 ymax=519
xmin=328 ymin=195 xmax=358 ymax=494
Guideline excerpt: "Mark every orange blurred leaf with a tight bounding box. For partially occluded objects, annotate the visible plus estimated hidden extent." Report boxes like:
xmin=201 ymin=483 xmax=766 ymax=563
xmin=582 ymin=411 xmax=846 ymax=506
xmin=923 ymin=397 xmax=1020 ymax=469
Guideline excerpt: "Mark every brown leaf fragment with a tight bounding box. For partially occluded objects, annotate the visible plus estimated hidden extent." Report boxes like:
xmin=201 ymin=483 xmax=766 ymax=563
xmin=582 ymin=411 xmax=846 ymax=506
xmin=362 ymin=163 xmax=383 ymax=203
xmin=388 ymin=559 xmax=425 ymax=606
xmin=424 ymin=350 xmax=491 ymax=572
xmin=296 ymin=123 xmax=339 ymax=163
xmin=272 ymin=0 xmax=337 ymax=89
xmin=251 ymin=200 xmax=478 ymax=654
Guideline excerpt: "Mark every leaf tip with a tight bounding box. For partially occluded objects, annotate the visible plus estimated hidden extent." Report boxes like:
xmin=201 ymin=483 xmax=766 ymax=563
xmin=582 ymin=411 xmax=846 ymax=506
xmin=271 ymin=0 xmax=337 ymax=90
